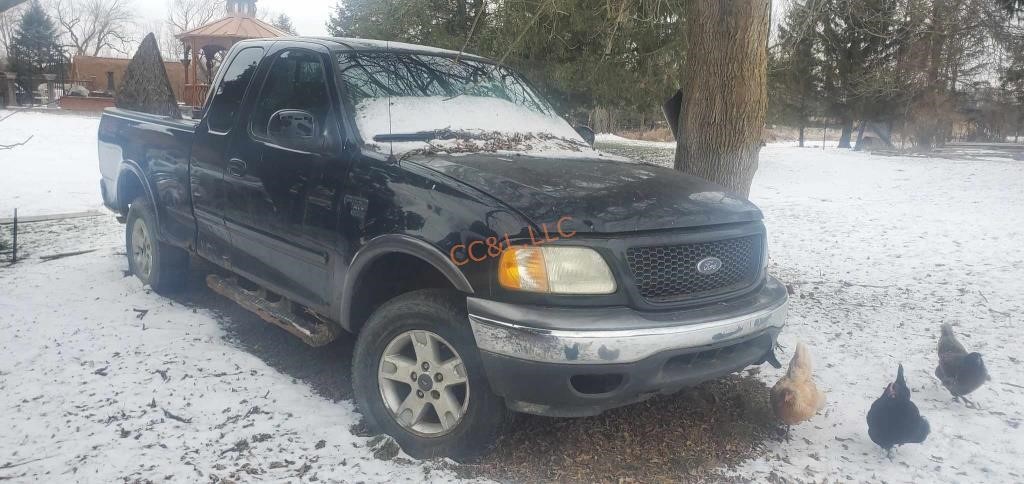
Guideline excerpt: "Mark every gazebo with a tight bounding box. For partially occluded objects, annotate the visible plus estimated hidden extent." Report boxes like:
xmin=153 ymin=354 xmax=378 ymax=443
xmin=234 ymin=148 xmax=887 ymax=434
xmin=176 ymin=0 xmax=287 ymax=107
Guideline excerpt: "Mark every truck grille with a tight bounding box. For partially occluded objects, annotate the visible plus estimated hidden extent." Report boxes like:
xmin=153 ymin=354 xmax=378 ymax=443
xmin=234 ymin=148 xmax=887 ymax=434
xmin=625 ymin=234 xmax=762 ymax=303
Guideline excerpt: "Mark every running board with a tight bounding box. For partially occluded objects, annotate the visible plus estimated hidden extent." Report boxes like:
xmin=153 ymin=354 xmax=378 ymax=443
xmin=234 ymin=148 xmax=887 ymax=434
xmin=206 ymin=274 xmax=339 ymax=347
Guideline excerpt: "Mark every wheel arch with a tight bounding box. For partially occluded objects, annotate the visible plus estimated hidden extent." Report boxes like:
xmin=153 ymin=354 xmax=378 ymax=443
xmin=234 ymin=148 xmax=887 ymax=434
xmin=339 ymin=234 xmax=474 ymax=334
xmin=116 ymin=161 xmax=157 ymax=220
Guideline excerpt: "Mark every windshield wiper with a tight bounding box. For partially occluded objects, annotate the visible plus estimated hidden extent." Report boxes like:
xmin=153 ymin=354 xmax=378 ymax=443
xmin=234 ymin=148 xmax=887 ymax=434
xmin=373 ymin=128 xmax=459 ymax=143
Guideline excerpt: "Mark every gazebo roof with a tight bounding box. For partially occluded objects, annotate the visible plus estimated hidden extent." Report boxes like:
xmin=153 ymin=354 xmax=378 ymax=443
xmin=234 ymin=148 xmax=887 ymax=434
xmin=176 ymin=14 xmax=287 ymax=42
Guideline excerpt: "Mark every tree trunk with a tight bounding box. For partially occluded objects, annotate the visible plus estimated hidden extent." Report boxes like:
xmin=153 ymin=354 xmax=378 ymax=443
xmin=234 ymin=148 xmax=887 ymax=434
xmin=853 ymin=122 xmax=866 ymax=151
xmin=798 ymin=125 xmax=805 ymax=148
xmin=837 ymin=116 xmax=853 ymax=148
xmin=673 ymin=0 xmax=770 ymax=198
xmin=928 ymin=0 xmax=946 ymax=88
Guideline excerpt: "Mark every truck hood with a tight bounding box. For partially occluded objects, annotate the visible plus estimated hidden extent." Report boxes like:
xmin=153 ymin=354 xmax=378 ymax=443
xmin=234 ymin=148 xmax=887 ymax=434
xmin=406 ymin=153 xmax=762 ymax=233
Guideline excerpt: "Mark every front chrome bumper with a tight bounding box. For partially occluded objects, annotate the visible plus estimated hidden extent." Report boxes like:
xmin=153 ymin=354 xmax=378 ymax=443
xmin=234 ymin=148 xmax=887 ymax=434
xmin=468 ymin=276 xmax=788 ymax=365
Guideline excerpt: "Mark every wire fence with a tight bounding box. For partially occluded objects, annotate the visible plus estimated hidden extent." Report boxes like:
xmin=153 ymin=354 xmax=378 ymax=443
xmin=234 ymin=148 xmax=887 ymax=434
xmin=0 ymin=209 xmax=18 ymax=266
xmin=1 ymin=46 xmax=71 ymax=108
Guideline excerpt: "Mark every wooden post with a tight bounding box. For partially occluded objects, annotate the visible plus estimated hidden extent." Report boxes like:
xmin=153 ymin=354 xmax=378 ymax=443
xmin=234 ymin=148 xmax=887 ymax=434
xmin=3 ymin=72 xmax=17 ymax=107
xmin=11 ymin=208 xmax=17 ymax=264
xmin=191 ymin=39 xmax=199 ymax=96
xmin=822 ymin=127 xmax=827 ymax=151
xmin=43 ymin=74 xmax=57 ymax=105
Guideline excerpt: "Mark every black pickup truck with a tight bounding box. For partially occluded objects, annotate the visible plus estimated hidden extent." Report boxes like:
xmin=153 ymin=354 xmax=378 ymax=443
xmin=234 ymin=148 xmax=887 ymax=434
xmin=98 ymin=37 xmax=787 ymax=459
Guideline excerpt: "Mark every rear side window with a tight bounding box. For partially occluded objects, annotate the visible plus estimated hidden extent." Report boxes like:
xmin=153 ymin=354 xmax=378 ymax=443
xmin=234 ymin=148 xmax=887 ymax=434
xmin=250 ymin=50 xmax=330 ymax=139
xmin=206 ymin=47 xmax=264 ymax=133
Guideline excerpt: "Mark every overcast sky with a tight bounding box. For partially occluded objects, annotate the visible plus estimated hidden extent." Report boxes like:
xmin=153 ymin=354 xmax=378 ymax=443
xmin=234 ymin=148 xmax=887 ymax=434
xmin=136 ymin=0 xmax=336 ymax=37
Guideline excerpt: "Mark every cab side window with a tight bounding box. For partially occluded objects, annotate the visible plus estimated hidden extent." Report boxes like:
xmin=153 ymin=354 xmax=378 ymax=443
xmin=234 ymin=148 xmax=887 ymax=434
xmin=251 ymin=50 xmax=331 ymax=140
xmin=206 ymin=47 xmax=264 ymax=133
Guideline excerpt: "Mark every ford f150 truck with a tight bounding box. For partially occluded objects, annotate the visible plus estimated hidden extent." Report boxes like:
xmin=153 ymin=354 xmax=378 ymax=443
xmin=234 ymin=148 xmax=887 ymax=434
xmin=98 ymin=37 xmax=788 ymax=459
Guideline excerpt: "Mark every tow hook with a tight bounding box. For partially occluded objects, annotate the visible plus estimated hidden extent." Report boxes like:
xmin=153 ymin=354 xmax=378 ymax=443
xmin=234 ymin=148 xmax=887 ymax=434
xmin=766 ymin=346 xmax=783 ymax=369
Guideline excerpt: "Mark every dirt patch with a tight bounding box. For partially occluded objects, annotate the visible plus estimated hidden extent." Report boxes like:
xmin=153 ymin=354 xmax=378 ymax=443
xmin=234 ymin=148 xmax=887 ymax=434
xmin=615 ymin=127 xmax=674 ymax=142
xmin=465 ymin=372 xmax=782 ymax=483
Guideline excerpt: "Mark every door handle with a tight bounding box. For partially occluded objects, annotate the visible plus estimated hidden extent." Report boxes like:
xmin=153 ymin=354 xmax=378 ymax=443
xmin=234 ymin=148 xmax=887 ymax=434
xmin=227 ymin=158 xmax=247 ymax=177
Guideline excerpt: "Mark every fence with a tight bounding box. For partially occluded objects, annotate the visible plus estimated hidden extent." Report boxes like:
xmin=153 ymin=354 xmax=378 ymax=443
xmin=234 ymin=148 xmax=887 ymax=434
xmin=0 ymin=209 xmax=17 ymax=266
xmin=184 ymin=83 xmax=210 ymax=108
xmin=583 ymin=106 xmax=668 ymax=134
xmin=1 ymin=46 xmax=71 ymax=108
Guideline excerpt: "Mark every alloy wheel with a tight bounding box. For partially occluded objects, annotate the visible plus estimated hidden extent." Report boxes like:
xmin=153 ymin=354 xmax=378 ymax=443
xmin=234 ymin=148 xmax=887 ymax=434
xmin=131 ymin=219 xmax=153 ymax=280
xmin=377 ymin=330 xmax=470 ymax=437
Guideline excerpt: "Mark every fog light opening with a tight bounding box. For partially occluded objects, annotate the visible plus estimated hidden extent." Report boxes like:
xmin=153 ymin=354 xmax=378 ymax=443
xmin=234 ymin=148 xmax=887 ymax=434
xmin=570 ymin=374 xmax=624 ymax=395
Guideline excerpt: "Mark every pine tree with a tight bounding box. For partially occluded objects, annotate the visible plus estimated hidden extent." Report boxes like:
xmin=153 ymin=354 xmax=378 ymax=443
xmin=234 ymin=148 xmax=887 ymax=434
xmin=7 ymin=0 xmax=60 ymax=92
xmin=770 ymin=0 xmax=824 ymax=147
xmin=325 ymin=2 xmax=350 ymax=37
xmin=116 ymin=33 xmax=181 ymax=119
xmin=272 ymin=13 xmax=297 ymax=35
xmin=326 ymin=0 xmax=685 ymax=122
xmin=813 ymin=0 xmax=905 ymax=148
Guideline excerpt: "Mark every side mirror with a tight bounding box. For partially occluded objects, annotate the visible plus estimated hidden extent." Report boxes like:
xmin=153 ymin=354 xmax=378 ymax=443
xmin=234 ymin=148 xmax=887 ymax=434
xmin=575 ymin=125 xmax=596 ymax=146
xmin=268 ymin=109 xmax=321 ymax=151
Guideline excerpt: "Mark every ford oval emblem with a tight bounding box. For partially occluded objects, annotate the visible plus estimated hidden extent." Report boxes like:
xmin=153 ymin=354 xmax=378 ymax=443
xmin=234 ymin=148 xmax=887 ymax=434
xmin=696 ymin=257 xmax=723 ymax=275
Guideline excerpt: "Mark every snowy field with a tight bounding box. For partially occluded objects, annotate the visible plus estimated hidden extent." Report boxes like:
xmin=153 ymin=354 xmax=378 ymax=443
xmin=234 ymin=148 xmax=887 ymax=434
xmin=597 ymin=134 xmax=1024 ymax=482
xmin=0 ymin=111 xmax=105 ymax=217
xmin=1 ymin=111 xmax=1022 ymax=482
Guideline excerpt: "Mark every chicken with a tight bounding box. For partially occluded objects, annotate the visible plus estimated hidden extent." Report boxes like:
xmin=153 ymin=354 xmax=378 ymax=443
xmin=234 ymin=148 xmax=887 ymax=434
xmin=867 ymin=364 xmax=930 ymax=457
xmin=936 ymin=323 xmax=989 ymax=408
xmin=770 ymin=342 xmax=827 ymax=431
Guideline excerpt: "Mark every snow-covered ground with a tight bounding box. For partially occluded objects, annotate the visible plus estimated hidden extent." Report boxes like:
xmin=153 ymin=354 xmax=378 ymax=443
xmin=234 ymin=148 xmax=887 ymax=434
xmin=0 ymin=218 xmax=457 ymax=482
xmin=0 ymin=110 xmax=105 ymax=217
xmin=600 ymin=137 xmax=1024 ymax=483
xmin=750 ymin=148 xmax=1023 ymax=482
xmin=1 ymin=111 xmax=1022 ymax=482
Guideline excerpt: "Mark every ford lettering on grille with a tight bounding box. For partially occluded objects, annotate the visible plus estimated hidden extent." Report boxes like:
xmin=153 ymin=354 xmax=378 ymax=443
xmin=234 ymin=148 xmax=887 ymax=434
xmin=696 ymin=257 xmax=723 ymax=275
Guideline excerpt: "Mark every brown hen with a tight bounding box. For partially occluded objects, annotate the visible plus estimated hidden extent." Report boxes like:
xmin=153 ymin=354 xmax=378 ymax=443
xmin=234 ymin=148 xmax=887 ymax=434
xmin=771 ymin=342 xmax=827 ymax=428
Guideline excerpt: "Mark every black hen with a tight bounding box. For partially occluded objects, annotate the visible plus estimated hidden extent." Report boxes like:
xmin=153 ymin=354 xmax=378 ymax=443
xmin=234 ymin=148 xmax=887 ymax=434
xmin=936 ymin=323 xmax=989 ymax=408
xmin=867 ymin=364 xmax=930 ymax=455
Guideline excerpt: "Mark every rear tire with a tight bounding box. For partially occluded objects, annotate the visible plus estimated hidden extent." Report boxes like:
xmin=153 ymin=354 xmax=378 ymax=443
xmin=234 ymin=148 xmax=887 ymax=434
xmin=126 ymin=196 xmax=188 ymax=293
xmin=352 ymin=289 xmax=510 ymax=460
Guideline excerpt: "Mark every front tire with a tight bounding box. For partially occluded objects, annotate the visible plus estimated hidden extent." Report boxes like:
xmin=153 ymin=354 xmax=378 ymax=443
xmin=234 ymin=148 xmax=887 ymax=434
xmin=126 ymin=196 xmax=189 ymax=293
xmin=352 ymin=289 xmax=510 ymax=459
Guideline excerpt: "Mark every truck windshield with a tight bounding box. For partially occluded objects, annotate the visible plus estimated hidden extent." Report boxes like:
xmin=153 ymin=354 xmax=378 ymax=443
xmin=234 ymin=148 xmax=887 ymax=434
xmin=336 ymin=52 xmax=588 ymax=155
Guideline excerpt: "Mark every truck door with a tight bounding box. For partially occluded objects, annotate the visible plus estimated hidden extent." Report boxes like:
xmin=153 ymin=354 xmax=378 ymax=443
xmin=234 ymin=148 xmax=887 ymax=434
xmin=191 ymin=46 xmax=265 ymax=266
xmin=223 ymin=46 xmax=352 ymax=308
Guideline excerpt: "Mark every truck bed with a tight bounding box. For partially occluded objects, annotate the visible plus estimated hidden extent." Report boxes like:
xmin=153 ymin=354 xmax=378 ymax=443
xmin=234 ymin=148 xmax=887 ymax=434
xmin=98 ymin=108 xmax=199 ymax=248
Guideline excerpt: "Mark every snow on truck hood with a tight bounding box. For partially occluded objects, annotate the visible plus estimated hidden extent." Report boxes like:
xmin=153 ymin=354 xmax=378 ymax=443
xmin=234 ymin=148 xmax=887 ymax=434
xmin=354 ymin=95 xmax=593 ymax=157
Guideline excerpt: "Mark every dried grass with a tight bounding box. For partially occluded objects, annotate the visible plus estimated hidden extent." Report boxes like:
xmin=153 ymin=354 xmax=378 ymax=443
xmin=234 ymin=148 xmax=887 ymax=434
xmin=462 ymin=373 xmax=782 ymax=483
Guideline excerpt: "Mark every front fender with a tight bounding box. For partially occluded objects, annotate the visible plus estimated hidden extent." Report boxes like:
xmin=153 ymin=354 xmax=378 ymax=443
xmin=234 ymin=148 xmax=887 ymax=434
xmin=337 ymin=234 xmax=474 ymax=332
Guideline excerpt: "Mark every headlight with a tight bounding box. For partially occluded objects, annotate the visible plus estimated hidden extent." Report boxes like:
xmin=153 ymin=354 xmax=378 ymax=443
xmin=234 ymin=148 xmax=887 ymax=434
xmin=498 ymin=246 xmax=616 ymax=294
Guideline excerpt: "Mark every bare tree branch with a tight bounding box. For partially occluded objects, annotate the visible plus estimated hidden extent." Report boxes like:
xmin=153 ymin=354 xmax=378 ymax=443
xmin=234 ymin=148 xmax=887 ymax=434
xmin=0 ymin=134 xmax=33 ymax=150
xmin=47 ymin=0 xmax=136 ymax=57
xmin=163 ymin=0 xmax=224 ymax=64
